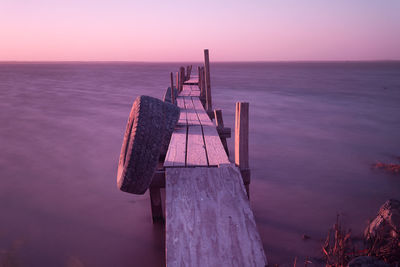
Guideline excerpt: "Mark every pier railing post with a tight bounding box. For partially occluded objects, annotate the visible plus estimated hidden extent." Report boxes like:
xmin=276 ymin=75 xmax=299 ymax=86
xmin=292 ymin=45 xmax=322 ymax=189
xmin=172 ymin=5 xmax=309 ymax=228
xmin=235 ymin=102 xmax=250 ymax=198
xmin=199 ymin=66 xmax=206 ymax=104
xmin=176 ymin=72 xmax=180 ymax=92
xmin=179 ymin=66 xmax=185 ymax=88
xmin=170 ymin=72 xmax=175 ymax=105
xmin=204 ymin=49 xmax=212 ymax=112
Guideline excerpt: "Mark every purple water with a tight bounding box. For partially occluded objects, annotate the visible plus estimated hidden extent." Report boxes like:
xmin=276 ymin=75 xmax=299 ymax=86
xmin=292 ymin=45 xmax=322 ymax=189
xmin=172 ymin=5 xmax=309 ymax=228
xmin=1 ymin=62 xmax=400 ymax=266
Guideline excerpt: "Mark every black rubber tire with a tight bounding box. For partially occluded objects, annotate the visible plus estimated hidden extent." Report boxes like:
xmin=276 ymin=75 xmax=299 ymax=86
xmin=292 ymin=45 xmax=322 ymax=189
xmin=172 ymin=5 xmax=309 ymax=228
xmin=117 ymin=95 xmax=180 ymax=194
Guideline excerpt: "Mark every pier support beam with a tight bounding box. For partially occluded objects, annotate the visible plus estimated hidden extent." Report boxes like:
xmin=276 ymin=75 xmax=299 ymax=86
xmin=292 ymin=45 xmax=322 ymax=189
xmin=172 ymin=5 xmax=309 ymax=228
xmin=150 ymin=187 xmax=164 ymax=223
xmin=235 ymin=102 xmax=250 ymax=198
xmin=214 ymin=109 xmax=229 ymax=156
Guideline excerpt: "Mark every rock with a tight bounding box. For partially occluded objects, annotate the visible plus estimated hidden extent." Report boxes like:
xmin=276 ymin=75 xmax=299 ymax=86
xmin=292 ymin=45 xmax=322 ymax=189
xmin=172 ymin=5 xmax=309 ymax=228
xmin=348 ymin=256 xmax=388 ymax=267
xmin=364 ymin=199 xmax=400 ymax=242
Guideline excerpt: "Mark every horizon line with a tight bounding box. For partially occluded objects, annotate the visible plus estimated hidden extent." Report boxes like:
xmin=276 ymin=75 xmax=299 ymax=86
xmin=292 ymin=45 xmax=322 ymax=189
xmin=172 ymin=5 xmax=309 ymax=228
xmin=1 ymin=59 xmax=400 ymax=64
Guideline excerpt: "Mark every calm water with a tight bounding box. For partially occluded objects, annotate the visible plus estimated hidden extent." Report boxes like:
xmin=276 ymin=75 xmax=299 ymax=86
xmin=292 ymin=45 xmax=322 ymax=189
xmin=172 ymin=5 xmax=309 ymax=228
xmin=1 ymin=62 xmax=400 ymax=266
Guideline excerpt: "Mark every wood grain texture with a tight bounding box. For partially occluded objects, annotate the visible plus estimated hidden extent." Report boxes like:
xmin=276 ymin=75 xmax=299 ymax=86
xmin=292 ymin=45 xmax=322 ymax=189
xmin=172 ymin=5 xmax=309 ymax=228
xmin=183 ymin=96 xmax=201 ymax=126
xmin=186 ymin=125 xmax=208 ymax=166
xmin=184 ymin=75 xmax=198 ymax=84
xmin=235 ymin=102 xmax=249 ymax=170
xmin=166 ymin=166 xmax=267 ymax=267
xmin=164 ymin=126 xmax=187 ymax=167
xmin=191 ymin=98 xmax=229 ymax=166
xmin=204 ymin=49 xmax=212 ymax=111
xmin=176 ymin=97 xmax=187 ymax=126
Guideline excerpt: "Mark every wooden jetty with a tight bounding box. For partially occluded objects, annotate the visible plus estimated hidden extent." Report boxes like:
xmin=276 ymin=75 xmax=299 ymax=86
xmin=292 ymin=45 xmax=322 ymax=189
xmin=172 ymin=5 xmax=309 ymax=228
xmin=149 ymin=50 xmax=267 ymax=266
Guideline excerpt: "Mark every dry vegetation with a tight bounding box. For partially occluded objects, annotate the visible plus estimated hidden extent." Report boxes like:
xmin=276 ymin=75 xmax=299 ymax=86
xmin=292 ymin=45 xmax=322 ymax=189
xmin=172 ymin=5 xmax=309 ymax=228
xmin=372 ymin=156 xmax=400 ymax=174
xmin=322 ymin=215 xmax=400 ymax=267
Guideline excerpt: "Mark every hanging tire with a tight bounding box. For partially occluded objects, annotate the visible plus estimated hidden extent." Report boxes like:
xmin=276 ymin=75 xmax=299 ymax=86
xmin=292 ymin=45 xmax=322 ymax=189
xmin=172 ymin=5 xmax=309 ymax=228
xmin=117 ymin=95 xmax=180 ymax=194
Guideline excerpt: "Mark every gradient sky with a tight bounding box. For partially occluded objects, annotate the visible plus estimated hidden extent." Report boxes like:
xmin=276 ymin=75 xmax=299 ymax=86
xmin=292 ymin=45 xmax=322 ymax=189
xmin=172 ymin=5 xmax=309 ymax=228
xmin=1 ymin=0 xmax=400 ymax=61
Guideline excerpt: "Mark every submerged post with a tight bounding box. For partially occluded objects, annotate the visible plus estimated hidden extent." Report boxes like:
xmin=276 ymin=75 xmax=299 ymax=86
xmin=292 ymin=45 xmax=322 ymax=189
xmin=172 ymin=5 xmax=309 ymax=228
xmin=204 ymin=49 xmax=212 ymax=111
xmin=170 ymin=72 xmax=175 ymax=105
xmin=235 ymin=102 xmax=250 ymax=197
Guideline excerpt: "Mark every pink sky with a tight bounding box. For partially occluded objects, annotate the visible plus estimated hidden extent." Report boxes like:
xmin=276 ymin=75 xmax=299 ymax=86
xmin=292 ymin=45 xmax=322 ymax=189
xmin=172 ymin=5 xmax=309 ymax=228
xmin=1 ymin=0 xmax=399 ymax=61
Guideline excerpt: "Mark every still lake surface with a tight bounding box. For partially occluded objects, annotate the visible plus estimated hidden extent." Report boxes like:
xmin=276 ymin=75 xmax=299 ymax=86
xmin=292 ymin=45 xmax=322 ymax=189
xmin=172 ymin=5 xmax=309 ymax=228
xmin=1 ymin=62 xmax=400 ymax=266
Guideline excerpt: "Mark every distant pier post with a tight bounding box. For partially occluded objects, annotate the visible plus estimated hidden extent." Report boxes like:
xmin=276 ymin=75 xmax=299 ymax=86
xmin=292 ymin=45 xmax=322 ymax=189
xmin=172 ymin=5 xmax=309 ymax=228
xmin=179 ymin=66 xmax=185 ymax=89
xmin=170 ymin=72 xmax=175 ymax=104
xmin=176 ymin=72 xmax=180 ymax=92
xmin=204 ymin=49 xmax=212 ymax=111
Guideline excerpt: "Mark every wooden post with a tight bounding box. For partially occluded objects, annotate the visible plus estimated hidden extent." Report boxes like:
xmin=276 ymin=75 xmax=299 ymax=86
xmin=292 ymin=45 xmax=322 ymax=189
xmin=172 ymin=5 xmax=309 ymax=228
xmin=176 ymin=72 xmax=180 ymax=92
xmin=199 ymin=66 xmax=206 ymax=106
xmin=197 ymin=66 xmax=201 ymax=87
xmin=214 ymin=109 xmax=229 ymax=156
xmin=170 ymin=72 xmax=175 ymax=105
xmin=186 ymin=65 xmax=192 ymax=80
xmin=204 ymin=49 xmax=212 ymax=111
xmin=235 ymin=102 xmax=250 ymax=198
xmin=150 ymin=187 xmax=164 ymax=223
xmin=179 ymin=66 xmax=185 ymax=86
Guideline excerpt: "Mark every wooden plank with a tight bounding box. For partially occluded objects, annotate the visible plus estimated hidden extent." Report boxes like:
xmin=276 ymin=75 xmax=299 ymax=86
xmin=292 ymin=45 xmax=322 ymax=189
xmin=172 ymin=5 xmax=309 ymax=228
xmin=186 ymin=125 xmax=208 ymax=166
xmin=164 ymin=125 xmax=187 ymax=167
xmin=166 ymin=166 xmax=267 ymax=267
xmin=183 ymin=97 xmax=207 ymax=166
xmin=191 ymin=97 xmax=213 ymax=126
xmin=184 ymin=96 xmax=201 ymax=126
xmin=183 ymin=76 xmax=199 ymax=85
xmin=176 ymin=97 xmax=187 ymax=126
xmin=189 ymin=90 xmax=200 ymax=97
xmin=191 ymin=98 xmax=230 ymax=166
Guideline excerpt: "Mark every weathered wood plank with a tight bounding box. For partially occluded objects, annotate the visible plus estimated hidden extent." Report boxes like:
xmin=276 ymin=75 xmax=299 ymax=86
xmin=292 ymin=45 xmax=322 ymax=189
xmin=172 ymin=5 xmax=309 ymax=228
xmin=184 ymin=76 xmax=199 ymax=85
xmin=164 ymin=125 xmax=187 ymax=167
xmin=166 ymin=166 xmax=267 ymax=267
xmin=191 ymin=98 xmax=230 ymax=166
xmin=202 ymin=125 xmax=230 ymax=166
xmin=176 ymin=97 xmax=187 ymax=126
xmin=191 ymin=97 xmax=213 ymax=126
xmin=183 ymin=96 xmax=201 ymax=126
xmin=186 ymin=125 xmax=208 ymax=166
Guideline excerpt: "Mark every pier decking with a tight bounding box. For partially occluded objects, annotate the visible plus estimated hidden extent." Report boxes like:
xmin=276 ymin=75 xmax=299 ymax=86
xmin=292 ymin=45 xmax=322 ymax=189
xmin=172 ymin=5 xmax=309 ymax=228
xmin=161 ymin=60 xmax=267 ymax=266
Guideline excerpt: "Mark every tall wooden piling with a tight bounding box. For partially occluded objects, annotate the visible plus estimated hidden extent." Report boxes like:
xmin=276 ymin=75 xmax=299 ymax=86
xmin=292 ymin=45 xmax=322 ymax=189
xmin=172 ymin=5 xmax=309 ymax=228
xmin=179 ymin=66 xmax=185 ymax=88
xmin=170 ymin=72 xmax=175 ymax=105
xmin=186 ymin=65 xmax=192 ymax=80
xmin=235 ymin=102 xmax=250 ymax=197
xmin=176 ymin=72 xmax=180 ymax=92
xmin=204 ymin=49 xmax=212 ymax=111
